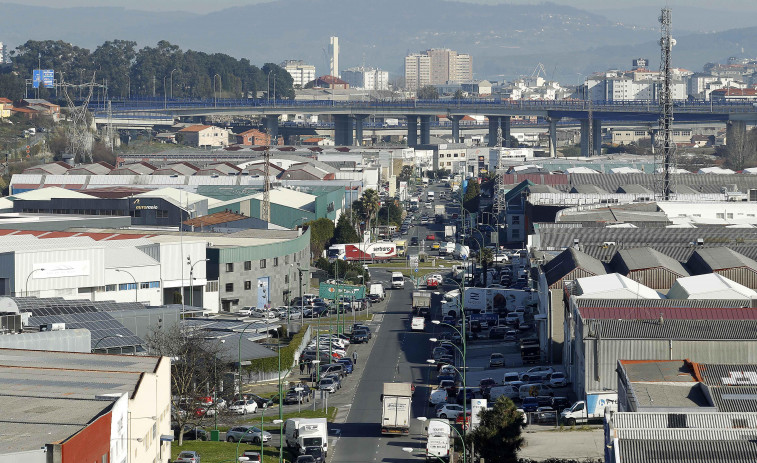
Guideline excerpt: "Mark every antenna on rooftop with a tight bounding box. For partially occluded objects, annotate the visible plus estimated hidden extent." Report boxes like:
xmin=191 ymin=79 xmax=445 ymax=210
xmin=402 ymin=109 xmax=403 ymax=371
xmin=656 ymin=7 xmax=676 ymax=200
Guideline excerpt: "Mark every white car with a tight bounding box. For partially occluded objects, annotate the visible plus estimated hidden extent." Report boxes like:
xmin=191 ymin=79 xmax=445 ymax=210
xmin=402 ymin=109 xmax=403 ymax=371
xmin=228 ymin=399 xmax=258 ymax=415
xmin=519 ymin=366 xmax=556 ymax=382
xmin=429 ymin=388 xmax=448 ymax=405
xmin=436 ymin=404 xmax=465 ymax=420
xmin=237 ymin=307 xmax=254 ymax=316
xmin=547 ymin=372 xmax=567 ymax=388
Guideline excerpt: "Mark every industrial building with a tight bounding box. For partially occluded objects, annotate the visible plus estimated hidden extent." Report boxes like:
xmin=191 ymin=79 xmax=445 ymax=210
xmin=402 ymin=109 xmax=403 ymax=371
xmin=0 ymin=349 xmax=171 ymax=463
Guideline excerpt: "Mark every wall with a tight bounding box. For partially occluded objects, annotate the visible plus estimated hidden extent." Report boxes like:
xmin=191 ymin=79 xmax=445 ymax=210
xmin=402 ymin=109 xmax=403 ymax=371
xmin=60 ymin=410 xmax=112 ymax=463
xmin=129 ymin=357 xmax=172 ymax=463
xmin=0 ymin=329 xmax=90 ymax=353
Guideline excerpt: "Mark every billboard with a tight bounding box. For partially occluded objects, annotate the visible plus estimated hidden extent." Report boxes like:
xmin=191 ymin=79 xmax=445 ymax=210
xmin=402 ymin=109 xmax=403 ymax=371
xmin=32 ymin=69 xmax=54 ymax=88
xmin=319 ymin=283 xmax=365 ymax=300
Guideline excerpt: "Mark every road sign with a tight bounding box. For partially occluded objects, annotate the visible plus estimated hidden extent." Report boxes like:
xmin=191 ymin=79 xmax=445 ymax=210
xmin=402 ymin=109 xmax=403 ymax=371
xmin=319 ymin=283 xmax=365 ymax=300
xmin=32 ymin=69 xmax=54 ymax=88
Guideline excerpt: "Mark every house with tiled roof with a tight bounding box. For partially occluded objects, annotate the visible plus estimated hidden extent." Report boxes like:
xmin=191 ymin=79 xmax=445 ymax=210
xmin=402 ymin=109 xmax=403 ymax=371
xmin=0 ymin=97 xmax=11 ymax=118
xmin=17 ymin=98 xmax=61 ymax=121
xmin=235 ymin=128 xmax=270 ymax=146
xmin=177 ymin=124 xmax=230 ymax=147
xmin=310 ymin=75 xmax=349 ymax=89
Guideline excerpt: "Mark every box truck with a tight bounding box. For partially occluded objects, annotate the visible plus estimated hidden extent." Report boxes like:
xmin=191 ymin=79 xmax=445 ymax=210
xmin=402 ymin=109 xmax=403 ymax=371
xmin=284 ymin=417 xmax=329 ymax=456
xmin=560 ymin=392 xmax=618 ymax=426
xmin=381 ymin=382 xmax=413 ymax=435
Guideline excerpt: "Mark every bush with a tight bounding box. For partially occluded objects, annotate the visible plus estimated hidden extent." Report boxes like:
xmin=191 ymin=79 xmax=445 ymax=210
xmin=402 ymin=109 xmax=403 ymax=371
xmin=247 ymin=328 xmax=309 ymax=374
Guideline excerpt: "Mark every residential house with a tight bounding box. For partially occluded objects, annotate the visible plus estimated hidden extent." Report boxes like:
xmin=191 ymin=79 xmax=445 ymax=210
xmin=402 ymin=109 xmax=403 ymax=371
xmin=178 ymin=125 xmax=230 ymax=147
xmin=0 ymin=97 xmax=11 ymax=118
xmin=235 ymin=129 xmax=270 ymax=146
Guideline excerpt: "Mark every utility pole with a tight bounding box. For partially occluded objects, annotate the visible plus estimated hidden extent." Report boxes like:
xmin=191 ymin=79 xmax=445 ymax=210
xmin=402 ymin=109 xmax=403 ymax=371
xmin=262 ymin=148 xmax=271 ymax=222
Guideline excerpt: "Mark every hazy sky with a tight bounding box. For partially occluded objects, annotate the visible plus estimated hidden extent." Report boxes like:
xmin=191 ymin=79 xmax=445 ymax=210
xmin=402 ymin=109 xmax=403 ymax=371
xmin=1 ymin=0 xmax=756 ymax=13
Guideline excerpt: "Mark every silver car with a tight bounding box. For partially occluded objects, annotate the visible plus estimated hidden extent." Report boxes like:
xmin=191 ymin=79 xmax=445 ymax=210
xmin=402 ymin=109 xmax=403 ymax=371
xmin=226 ymin=426 xmax=272 ymax=444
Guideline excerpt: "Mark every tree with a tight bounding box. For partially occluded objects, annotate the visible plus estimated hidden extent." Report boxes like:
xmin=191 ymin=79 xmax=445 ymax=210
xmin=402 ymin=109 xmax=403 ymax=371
xmin=453 ymin=89 xmax=465 ymax=99
xmin=354 ymin=189 xmax=380 ymax=235
xmin=724 ymin=126 xmax=757 ymax=171
xmin=463 ymin=179 xmax=481 ymax=213
xmin=417 ymin=85 xmax=439 ymax=99
xmin=465 ymin=396 xmax=525 ymax=463
xmin=376 ymin=200 xmax=403 ymax=227
xmin=306 ymin=218 xmax=335 ymax=258
xmin=333 ymin=214 xmax=360 ymax=244
xmin=480 ymin=247 xmax=493 ymax=286
xmin=143 ymin=325 xmax=230 ymax=447
xmin=398 ymin=165 xmax=415 ymax=182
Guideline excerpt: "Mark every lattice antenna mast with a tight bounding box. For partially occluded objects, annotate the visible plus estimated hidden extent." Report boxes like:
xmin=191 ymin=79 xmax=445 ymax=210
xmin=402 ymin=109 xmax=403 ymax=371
xmin=262 ymin=147 xmax=271 ymax=222
xmin=493 ymin=124 xmax=506 ymax=213
xmin=61 ymin=72 xmax=101 ymax=163
xmin=587 ymin=99 xmax=593 ymax=157
xmin=657 ymin=7 xmax=676 ymax=200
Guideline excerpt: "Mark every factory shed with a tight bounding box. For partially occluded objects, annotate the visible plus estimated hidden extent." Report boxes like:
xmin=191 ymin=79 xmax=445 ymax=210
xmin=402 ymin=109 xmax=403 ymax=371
xmin=687 ymin=247 xmax=757 ymax=289
xmin=609 ymin=247 xmax=690 ymax=290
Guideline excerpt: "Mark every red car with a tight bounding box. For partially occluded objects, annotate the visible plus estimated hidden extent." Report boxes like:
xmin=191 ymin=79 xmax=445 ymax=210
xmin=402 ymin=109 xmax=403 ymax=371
xmin=456 ymin=412 xmax=471 ymax=429
xmin=426 ymin=234 xmax=436 ymax=241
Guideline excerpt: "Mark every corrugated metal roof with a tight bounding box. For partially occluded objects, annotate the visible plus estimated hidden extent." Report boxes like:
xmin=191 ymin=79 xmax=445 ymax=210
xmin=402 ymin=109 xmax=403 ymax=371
xmin=541 ymin=247 xmax=607 ymax=286
xmin=611 ymin=247 xmax=690 ymax=275
xmin=689 ymin=247 xmax=757 ymax=272
xmin=612 ymin=411 xmax=757 ymax=429
xmin=709 ymin=387 xmax=757 ymax=412
xmin=576 ymin=298 xmax=756 ymax=309
xmin=579 ymin=306 xmax=757 ymax=320
xmin=617 ymin=438 xmax=757 ymax=463
xmin=620 ymin=359 xmax=697 ymax=382
xmin=697 ymin=363 xmax=757 ymax=387
xmin=584 ymin=318 xmax=757 ymax=340
xmin=615 ymin=428 xmax=757 ymax=440
xmin=617 ymin=184 xmax=654 ymax=194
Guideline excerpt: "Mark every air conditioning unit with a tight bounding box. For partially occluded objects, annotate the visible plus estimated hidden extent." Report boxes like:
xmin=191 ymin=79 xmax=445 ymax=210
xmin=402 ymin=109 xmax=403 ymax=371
xmin=40 ymin=323 xmax=66 ymax=332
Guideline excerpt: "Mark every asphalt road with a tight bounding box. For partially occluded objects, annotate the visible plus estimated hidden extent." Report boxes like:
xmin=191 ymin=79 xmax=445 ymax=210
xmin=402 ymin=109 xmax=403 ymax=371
xmin=330 ymin=268 xmax=436 ymax=463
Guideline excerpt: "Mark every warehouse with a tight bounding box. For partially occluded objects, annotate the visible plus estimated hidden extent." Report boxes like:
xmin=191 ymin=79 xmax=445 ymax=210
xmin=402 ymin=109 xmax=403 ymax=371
xmin=687 ymin=247 xmax=757 ymax=288
xmin=609 ymin=247 xmax=690 ymax=290
xmin=667 ymin=274 xmax=757 ymax=299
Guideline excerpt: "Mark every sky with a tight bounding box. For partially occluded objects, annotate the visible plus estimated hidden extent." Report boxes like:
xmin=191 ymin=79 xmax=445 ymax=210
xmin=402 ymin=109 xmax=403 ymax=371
xmin=1 ymin=0 xmax=756 ymax=13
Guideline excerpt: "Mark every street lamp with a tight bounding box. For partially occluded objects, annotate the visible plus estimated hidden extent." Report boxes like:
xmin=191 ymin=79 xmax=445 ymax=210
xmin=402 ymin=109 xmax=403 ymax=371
xmin=92 ymin=334 xmax=124 ymax=353
xmin=213 ymin=74 xmax=221 ymax=107
xmin=115 ymin=268 xmax=138 ymax=303
xmin=170 ymin=68 xmax=178 ymax=99
xmin=25 ymin=268 xmax=45 ymax=296
xmin=188 ymin=258 xmax=209 ymax=308
xmin=237 ymin=321 xmax=261 ymax=395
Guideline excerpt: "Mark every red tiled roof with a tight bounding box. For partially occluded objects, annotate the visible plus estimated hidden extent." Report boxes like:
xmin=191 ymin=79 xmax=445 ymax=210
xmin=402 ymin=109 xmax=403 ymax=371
xmin=317 ymin=75 xmax=348 ymax=85
xmin=183 ymin=211 xmax=248 ymax=227
xmin=711 ymin=88 xmax=757 ymax=96
xmin=579 ymin=306 xmax=757 ymax=320
xmin=179 ymin=124 xmax=213 ymax=132
xmin=0 ymin=98 xmax=12 ymax=104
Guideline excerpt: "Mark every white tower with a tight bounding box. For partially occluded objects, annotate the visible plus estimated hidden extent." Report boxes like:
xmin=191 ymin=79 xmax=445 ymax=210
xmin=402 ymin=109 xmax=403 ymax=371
xmin=329 ymin=36 xmax=339 ymax=78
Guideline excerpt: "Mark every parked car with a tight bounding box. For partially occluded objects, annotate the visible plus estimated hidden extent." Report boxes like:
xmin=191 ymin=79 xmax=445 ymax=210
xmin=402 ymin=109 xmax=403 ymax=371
xmin=479 ymin=378 xmax=497 ymax=395
xmin=489 ymin=353 xmax=505 ymax=368
xmin=521 ymin=397 xmax=540 ymax=412
xmin=303 ymin=446 xmax=325 ymax=463
xmin=550 ymin=396 xmax=571 ymax=411
xmin=174 ymin=425 xmax=207 ymax=441
xmin=226 ymin=426 xmax=271 ymax=444
xmin=228 ymin=399 xmax=258 ymax=415
xmin=436 ymin=403 xmax=466 ymax=420
xmin=336 ymin=358 xmax=354 ymax=374
xmin=244 ymin=394 xmax=273 ymax=409
xmin=319 ymin=377 xmax=339 ymax=393
xmin=520 ymin=366 xmax=556 ymax=382
xmin=284 ymin=390 xmax=309 ymax=404
xmin=503 ymin=372 xmax=520 ymax=384
xmin=350 ymin=329 xmax=369 ymax=343
xmin=175 ymin=451 xmax=201 ymax=463
xmin=547 ymin=372 xmax=567 ymax=388
xmin=295 ymin=457 xmax=317 ymax=463
xmin=241 ymin=450 xmax=262 ymax=463
xmin=535 ymin=407 xmax=557 ymax=424
xmin=455 ymin=411 xmax=472 ymax=430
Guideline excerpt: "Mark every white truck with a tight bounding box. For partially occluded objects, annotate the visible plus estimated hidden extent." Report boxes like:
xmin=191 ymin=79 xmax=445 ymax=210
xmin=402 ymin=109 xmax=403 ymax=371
xmin=284 ymin=417 xmax=329 ymax=456
xmin=391 ymin=272 xmax=405 ymax=289
xmin=411 ymin=316 xmax=426 ymax=331
xmin=444 ymin=225 xmax=456 ymax=240
xmin=381 ymin=382 xmax=413 ymax=435
xmin=369 ymin=283 xmax=385 ymax=301
xmin=560 ymin=392 xmax=618 ymax=426
xmin=425 ymin=418 xmax=451 ymax=461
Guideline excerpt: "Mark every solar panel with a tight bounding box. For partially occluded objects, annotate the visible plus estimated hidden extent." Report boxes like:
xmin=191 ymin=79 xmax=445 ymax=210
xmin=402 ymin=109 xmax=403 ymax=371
xmin=27 ymin=309 xmax=144 ymax=351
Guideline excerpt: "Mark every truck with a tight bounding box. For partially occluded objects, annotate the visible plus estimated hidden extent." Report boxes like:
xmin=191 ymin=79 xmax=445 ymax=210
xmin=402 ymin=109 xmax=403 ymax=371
xmin=412 ymin=291 xmax=432 ymax=316
xmin=381 ymin=382 xmax=413 ymax=435
xmin=453 ymin=244 xmax=470 ymax=260
xmin=439 ymin=242 xmax=455 ymax=256
xmin=520 ymin=338 xmax=540 ymax=364
xmin=444 ymin=225 xmax=456 ymax=240
xmin=369 ymin=284 xmax=385 ymax=302
xmin=425 ymin=418 xmax=451 ymax=461
xmin=327 ymin=242 xmax=397 ymax=261
xmin=391 ymin=272 xmax=405 ymax=289
xmin=560 ymin=392 xmax=618 ymax=426
xmin=284 ymin=417 xmax=329 ymax=456
xmin=411 ymin=316 xmax=426 ymax=331
xmin=410 ymin=197 xmax=420 ymax=211
xmin=434 ymin=205 xmax=445 ymax=223
xmin=395 ymin=240 xmax=407 ymax=257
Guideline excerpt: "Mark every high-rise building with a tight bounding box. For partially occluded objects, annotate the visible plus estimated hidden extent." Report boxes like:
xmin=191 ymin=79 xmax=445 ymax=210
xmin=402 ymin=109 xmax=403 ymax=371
xmin=329 ymin=37 xmax=339 ymax=78
xmin=281 ymin=60 xmax=317 ymax=88
xmin=0 ymin=42 xmax=4 ymax=64
xmin=342 ymin=67 xmax=390 ymax=91
xmin=404 ymin=48 xmax=473 ymax=90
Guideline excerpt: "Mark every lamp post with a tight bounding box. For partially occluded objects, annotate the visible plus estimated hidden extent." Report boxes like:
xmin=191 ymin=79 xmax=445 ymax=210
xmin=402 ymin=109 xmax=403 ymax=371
xmin=92 ymin=334 xmax=124 ymax=353
xmin=115 ymin=268 xmax=138 ymax=303
xmin=25 ymin=268 xmax=45 ymax=296
xmin=214 ymin=339 xmax=225 ymax=431
xmin=163 ymin=75 xmax=167 ymax=109
xmin=170 ymin=68 xmax=178 ymax=99
xmin=237 ymin=321 xmax=260 ymax=395
xmin=189 ymin=258 xmax=209 ymax=308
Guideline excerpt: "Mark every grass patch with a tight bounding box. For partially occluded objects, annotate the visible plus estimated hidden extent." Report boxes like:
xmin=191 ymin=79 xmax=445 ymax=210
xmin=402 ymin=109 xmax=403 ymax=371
xmin=202 ymin=407 xmax=338 ymax=434
xmin=551 ymin=424 xmax=601 ymax=432
xmin=171 ymin=440 xmax=289 ymax=463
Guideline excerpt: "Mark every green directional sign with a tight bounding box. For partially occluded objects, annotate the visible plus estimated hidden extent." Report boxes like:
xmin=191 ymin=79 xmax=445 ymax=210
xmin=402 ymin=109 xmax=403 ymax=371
xmin=319 ymin=283 xmax=366 ymax=300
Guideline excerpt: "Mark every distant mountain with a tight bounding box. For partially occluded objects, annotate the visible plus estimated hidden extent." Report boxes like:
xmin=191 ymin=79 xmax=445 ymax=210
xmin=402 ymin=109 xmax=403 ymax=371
xmin=594 ymin=6 xmax=757 ymax=35
xmin=0 ymin=0 xmax=752 ymax=84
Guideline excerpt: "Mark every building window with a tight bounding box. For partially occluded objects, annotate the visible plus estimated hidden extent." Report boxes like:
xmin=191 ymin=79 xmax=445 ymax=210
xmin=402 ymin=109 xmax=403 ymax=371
xmin=132 ymin=210 xmax=142 ymax=218
xmin=206 ymin=281 xmax=219 ymax=292
xmin=226 ymin=263 xmax=234 ymax=272
xmin=148 ymin=281 xmax=160 ymax=288
xmin=119 ymin=283 xmax=137 ymax=291
xmin=140 ymin=282 xmax=150 ymax=289
xmin=285 ymin=255 xmax=289 ymax=265
xmin=260 ymin=259 xmax=266 ymax=269
xmin=273 ymin=257 xmax=279 ymax=267
xmin=157 ymin=210 xmax=169 ymax=219
xmin=285 ymin=274 xmax=289 ymax=284
xmin=512 ymin=215 xmax=520 ymax=225
xmin=244 ymin=261 xmax=251 ymax=270
xmin=244 ymin=280 xmax=251 ymax=290
xmin=225 ymin=283 xmax=234 ymax=292
xmin=105 ymin=284 xmax=117 ymax=292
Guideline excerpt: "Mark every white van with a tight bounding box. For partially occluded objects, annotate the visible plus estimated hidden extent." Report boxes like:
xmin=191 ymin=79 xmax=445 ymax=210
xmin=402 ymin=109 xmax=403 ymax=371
xmin=411 ymin=316 xmax=426 ymax=331
xmin=489 ymin=384 xmax=521 ymax=401
xmin=428 ymin=388 xmax=448 ymax=405
xmin=391 ymin=272 xmax=405 ymax=289
xmin=518 ymin=383 xmax=543 ymax=400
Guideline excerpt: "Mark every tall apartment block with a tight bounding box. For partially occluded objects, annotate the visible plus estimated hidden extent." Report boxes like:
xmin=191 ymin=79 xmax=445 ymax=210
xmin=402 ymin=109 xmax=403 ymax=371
xmin=329 ymin=37 xmax=340 ymax=78
xmin=404 ymin=48 xmax=473 ymax=90
xmin=281 ymin=60 xmax=317 ymax=88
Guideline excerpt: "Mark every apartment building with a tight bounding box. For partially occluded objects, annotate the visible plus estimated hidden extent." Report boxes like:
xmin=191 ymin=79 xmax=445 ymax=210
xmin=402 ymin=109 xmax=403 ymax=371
xmin=404 ymin=48 xmax=473 ymax=90
xmin=281 ymin=60 xmax=316 ymax=88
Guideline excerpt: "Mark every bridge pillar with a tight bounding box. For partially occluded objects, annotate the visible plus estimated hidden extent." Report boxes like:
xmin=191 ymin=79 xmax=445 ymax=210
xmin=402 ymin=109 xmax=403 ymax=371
xmin=334 ymin=114 xmax=353 ymax=146
xmin=649 ymin=129 xmax=656 ymax=155
xmin=419 ymin=115 xmax=431 ymax=145
xmin=264 ymin=115 xmax=280 ymax=145
xmin=450 ymin=115 xmax=463 ymax=143
xmin=727 ymin=120 xmax=747 ymax=151
xmin=354 ymin=115 xmax=368 ymax=146
xmin=592 ymin=119 xmax=602 ymax=156
xmin=502 ymin=116 xmax=511 ymax=147
xmin=487 ymin=116 xmax=499 ymax=147
xmin=406 ymin=115 xmax=418 ymax=146
xmin=580 ymin=119 xmax=590 ymax=157
xmin=548 ymin=117 xmax=561 ymax=158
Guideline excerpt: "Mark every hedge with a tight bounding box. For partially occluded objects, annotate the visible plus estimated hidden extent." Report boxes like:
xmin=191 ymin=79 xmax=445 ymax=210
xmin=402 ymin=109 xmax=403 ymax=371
xmin=244 ymin=327 xmax=309 ymax=374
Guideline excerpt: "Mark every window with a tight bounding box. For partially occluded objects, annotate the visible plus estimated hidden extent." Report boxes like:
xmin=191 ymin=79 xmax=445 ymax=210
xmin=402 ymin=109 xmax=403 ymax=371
xmin=226 ymin=263 xmax=234 ymax=272
xmin=206 ymin=281 xmax=219 ymax=292
xmin=157 ymin=210 xmax=169 ymax=219
xmin=132 ymin=210 xmax=142 ymax=218
xmin=716 ymin=213 xmax=725 ymax=219
xmin=285 ymin=255 xmax=289 ymax=265
xmin=140 ymin=282 xmax=150 ymax=289
xmin=274 ymin=257 xmax=279 ymax=267
xmin=225 ymin=283 xmax=234 ymax=292
xmin=119 ymin=283 xmax=137 ymax=291
xmin=512 ymin=215 xmax=520 ymax=225
xmin=148 ymin=281 xmax=160 ymax=288
xmin=244 ymin=261 xmax=252 ymax=271
xmin=727 ymin=213 xmax=734 ymax=219
xmin=244 ymin=281 xmax=251 ymax=290
xmin=260 ymin=259 xmax=266 ymax=269
xmin=105 ymin=284 xmax=117 ymax=292
xmin=285 ymin=274 xmax=289 ymax=284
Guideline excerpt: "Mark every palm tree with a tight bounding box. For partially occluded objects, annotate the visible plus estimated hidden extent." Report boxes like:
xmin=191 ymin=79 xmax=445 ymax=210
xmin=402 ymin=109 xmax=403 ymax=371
xmin=359 ymin=189 xmax=380 ymax=239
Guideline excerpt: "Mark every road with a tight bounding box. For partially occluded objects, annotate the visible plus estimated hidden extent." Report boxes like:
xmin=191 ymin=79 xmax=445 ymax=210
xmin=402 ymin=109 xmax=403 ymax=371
xmin=330 ymin=268 xmax=436 ymax=463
